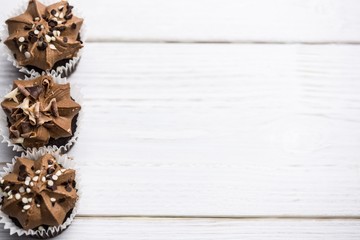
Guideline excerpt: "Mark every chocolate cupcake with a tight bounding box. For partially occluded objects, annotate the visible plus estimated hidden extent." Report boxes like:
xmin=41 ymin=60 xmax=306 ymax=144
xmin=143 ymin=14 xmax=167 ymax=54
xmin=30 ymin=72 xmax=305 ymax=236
xmin=1 ymin=0 xmax=84 ymax=76
xmin=0 ymin=147 xmax=80 ymax=238
xmin=0 ymin=75 xmax=81 ymax=152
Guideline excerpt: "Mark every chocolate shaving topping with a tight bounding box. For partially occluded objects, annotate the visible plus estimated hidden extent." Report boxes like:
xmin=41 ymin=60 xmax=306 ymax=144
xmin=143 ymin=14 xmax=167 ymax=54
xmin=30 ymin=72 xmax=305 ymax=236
xmin=63 ymin=37 xmax=68 ymax=43
xmin=71 ymin=23 xmax=76 ymax=29
xmin=51 ymin=9 xmax=57 ymax=16
xmin=17 ymin=85 xmax=31 ymax=97
xmin=26 ymin=85 xmax=43 ymax=99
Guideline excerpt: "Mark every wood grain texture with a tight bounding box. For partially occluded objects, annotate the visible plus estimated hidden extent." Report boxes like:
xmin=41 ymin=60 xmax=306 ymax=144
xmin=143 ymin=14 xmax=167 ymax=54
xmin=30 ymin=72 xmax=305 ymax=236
xmin=2 ymin=43 xmax=360 ymax=217
xmin=1 ymin=218 xmax=360 ymax=239
xmin=1 ymin=0 xmax=360 ymax=42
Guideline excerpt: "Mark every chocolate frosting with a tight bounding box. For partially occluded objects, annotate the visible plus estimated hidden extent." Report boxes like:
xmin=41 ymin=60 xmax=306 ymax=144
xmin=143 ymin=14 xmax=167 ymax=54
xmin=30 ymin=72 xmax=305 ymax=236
xmin=4 ymin=0 xmax=83 ymax=71
xmin=0 ymin=154 xmax=78 ymax=230
xmin=1 ymin=76 xmax=81 ymax=149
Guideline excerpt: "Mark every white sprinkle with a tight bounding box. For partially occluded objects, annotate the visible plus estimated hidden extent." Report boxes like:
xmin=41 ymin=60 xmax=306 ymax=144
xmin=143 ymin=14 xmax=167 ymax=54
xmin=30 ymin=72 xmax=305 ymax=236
xmin=36 ymin=204 xmax=41 ymax=208
xmin=34 ymin=29 xmax=40 ymax=35
xmin=8 ymin=195 xmax=13 ymax=200
xmin=32 ymin=176 xmax=39 ymax=182
xmin=52 ymin=175 xmax=58 ymax=181
xmin=7 ymin=190 xmax=12 ymax=196
xmin=4 ymin=186 xmax=10 ymax=191
xmin=19 ymin=187 xmax=25 ymax=193
xmin=15 ymin=193 xmax=21 ymax=200
xmin=19 ymin=45 xmax=23 ymax=52
xmin=24 ymin=180 xmax=30 ymax=186
xmin=23 ymin=205 xmax=31 ymax=210
xmin=38 ymin=226 xmax=45 ymax=231
xmin=61 ymin=169 xmax=66 ymax=173
xmin=54 ymin=12 xmax=59 ymax=18
xmin=24 ymin=51 xmax=31 ymax=59
xmin=30 ymin=182 xmax=34 ymax=187
xmin=50 ymin=198 xmax=56 ymax=203
xmin=58 ymin=6 xmax=64 ymax=11
xmin=42 ymin=177 xmax=46 ymax=182
xmin=45 ymin=35 xmax=52 ymax=43
xmin=48 ymin=180 xmax=54 ymax=187
xmin=49 ymin=44 xmax=57 ymax=50
xmin=22 ymin=197 xmax=28 ymax=204
xmin=22 ymin=210 xmax=25 ymax=213
xmin=59 ymin=12 xmax=64 ymax=19
xmin=51 ymin=36 xmax=56 ymax=42
xmin=55 ymin=170 xmax=62 ymax=176
xmin=28 ymin=198 xmax=32 ymax=203
xmin=35 ymin=170 xmax=41 ymax=175
xmin=18 ymin=37 xmax=25 ymax=43
xmin=41 ymin=25 xmax=44 ymax=29
xmin=34 ymin=17 xmax=40 ymax=21
xmin=0 ymin=179 xmax=4 ymax=184
xmin=26 ymin=188 xmax=31 ymax=193
xmin=25 ymin=177 xmax=31 ymax=182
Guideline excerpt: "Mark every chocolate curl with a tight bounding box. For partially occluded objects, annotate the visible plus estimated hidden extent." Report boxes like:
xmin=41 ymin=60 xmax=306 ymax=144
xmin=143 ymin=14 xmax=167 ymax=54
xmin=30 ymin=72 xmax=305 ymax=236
xmin=9 ymin=125 xmax=20 ymax=138
xmin=17 ymin=85 xmax=31 ymax=97
xmin=42 ymin=78 xmax=53 ymax=94
xmin=34 ymin=102 xmax=40 ymax=119
xmin=44 ymin=98 xmax=59 ymax=117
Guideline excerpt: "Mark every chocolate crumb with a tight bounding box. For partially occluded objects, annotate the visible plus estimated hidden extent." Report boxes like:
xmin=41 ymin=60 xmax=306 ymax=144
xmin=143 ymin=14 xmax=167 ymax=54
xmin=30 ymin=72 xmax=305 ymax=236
xmin=71 ymin=23 xmax=76 ymax=29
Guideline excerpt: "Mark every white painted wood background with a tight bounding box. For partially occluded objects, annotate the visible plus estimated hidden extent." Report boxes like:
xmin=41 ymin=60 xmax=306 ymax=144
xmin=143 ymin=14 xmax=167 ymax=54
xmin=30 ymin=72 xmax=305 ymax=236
xmin=1 ymin=0 xmax=360 ymax=239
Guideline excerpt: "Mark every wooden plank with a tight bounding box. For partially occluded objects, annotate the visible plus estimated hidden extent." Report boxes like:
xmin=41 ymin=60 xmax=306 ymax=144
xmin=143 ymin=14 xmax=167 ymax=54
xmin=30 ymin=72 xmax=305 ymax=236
xmin=1 ymin=0 xmax=360 ymax=42
xmin=1 ymin=218 xmax=360 ymax=239
xmin=1 ymin=43 xmax=360 ymax=216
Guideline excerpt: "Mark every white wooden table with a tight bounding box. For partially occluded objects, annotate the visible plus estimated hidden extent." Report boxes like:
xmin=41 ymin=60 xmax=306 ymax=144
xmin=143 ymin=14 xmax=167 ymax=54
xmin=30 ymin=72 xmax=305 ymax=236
xmin=1 ymin=0 xmax=360 ymax=239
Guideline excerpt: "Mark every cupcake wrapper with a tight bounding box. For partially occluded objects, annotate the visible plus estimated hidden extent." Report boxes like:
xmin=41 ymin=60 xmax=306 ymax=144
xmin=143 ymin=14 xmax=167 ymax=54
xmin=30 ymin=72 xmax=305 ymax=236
xmin=0 ymin=146 xmax=82 ymax=238
xmin=0 ymin=0 xmax=87 ymax=77
xmin=0 ymin=73 xmax=84 ymax=153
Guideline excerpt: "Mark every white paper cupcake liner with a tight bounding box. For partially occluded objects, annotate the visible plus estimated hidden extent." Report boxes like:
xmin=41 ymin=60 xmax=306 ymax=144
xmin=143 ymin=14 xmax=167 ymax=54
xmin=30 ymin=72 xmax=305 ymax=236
xmin=0 ymin=73 xmax=84 ymax=153
xmin=0 ymin=146 xmax=82 ymax=238
xmin=0 ymin=0 xmax=87 ymax=77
